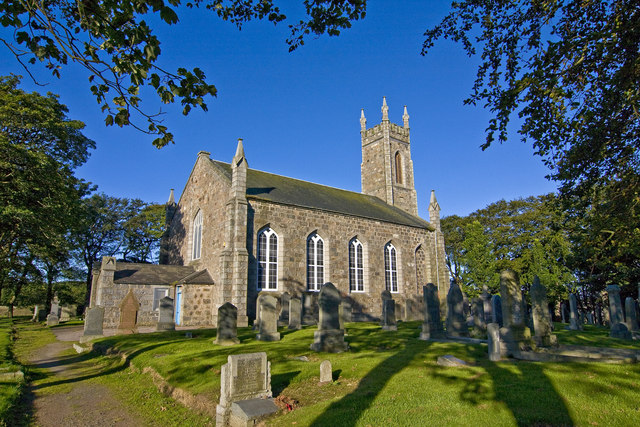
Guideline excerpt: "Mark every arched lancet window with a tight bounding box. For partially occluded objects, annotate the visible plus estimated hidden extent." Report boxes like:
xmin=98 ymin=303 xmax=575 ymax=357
xmin=192 ymin=210 xmax=203 ymax=260
xmin=257 ymin=227 xmax=278 ymax=290
xmin=307 ymin=233 xmax=324 ymax=291
xmin=349 ymin=238 xmax=364 ymax=292
xmin=394 ymin=152 xmax=403 ymax=185
xmin=384 ymin=242 xmax=398 ymax=293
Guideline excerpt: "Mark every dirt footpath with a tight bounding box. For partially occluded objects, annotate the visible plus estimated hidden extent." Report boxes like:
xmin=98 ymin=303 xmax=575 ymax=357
xmin=28 ymin=326 xmax=143 ymax=427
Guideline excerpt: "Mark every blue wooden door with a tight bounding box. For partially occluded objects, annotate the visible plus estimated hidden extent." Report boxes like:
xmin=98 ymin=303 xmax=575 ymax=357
xmin=175 ymin=286 xmax=182 ymax=325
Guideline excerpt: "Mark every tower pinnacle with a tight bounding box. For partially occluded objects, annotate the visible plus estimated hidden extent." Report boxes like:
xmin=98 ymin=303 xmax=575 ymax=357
xmin=233 ymin=138 xmax=246 ymax=166
xmin=381 ymin=96 xmax=389 ymax=122
xmin=360 ymin=109 xmax=367 ymax=132
xmin=403 ymin=105 xmax=410 ymax=128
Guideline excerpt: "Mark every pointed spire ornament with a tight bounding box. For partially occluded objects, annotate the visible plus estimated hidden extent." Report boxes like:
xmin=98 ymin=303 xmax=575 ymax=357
xmin=403 ymin=105 xmax=410 ymax=128
xmin=429 ymin=190 xmax=440 ymax=211
xmin=233 ymin=138 xmax=246 ymax=166
xmin=167 ymin=188 xmax=175 ymax=205
xmin=360 ymin=109 xmax=367 ymax=131
xmin=381 ymin=96 xmax=389 ymax=122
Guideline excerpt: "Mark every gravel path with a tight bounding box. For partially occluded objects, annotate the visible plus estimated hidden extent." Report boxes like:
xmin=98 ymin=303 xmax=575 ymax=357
xmin=28 ymin=326 xmax=143 ymax=427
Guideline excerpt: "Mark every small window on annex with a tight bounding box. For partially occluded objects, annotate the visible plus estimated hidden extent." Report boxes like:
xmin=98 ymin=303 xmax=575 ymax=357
xmin=152 ymin=288 xmax=169 ymax=311
xmin=307 ymin=233 xmax=324 ymax=291
xmin=349 ymin=238 xmax=364 ymax=292
xmin=384 ymin=242 xmax=398 ymax=293
xmin=192 ymin=210 xmax=203 ymax=260
xmin=257 ymin=227 xmax=278 ymax=290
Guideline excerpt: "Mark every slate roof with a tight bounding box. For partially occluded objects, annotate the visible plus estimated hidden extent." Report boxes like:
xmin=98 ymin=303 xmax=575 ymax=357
xmin=210 ymin=160 xmax=433 ymax=230
xmin=110 ymin=263 xmax=214 ymax=285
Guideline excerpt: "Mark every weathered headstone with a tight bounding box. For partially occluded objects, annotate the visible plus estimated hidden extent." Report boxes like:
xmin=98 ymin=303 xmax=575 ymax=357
xmin=156 ymin=297 xmax=175 ymax=331
xmin=586 ymin=312 xmax=594 ymax=325
xmin=487 ymin=323 xmax=501 ymax=362
xmin=569 ymin=293 xmax=582 ymax=330
xmin=117 ymin=289 xmax=139 ymax=334
xmin=216 ymin=302 xmax=240 ymax=345
xmin=319 ymin=360 xmax=332 ymax=383
xmin=625 ymin=297 xmax=638 ymax=332
xmin=446 ymin=282 xmax=468 ymax=337
xmin=498 ymin=270 xmax=532 ymax=355
xmin=560 ymin=302 xmax=567 ymax=323
xmin=420 ymin=283 xmax=446 ymax=340
xmin=256 ymin=295 xmax=280 ymax=341
xmin=310 ymin=282 xmax=348 ymax=352
xmin=253 ymin=292 xmax=266 ymax=330
xmin=404 ymin=298 xmax=420 ymax=321
xmin=530 ymin=276 xmax=557 ymax=347
xmin=60 ymin=305 xmax=75 ymax=322
xmin=302 ymin=292 xmax=319 ymax=325
xmin=278 ymin=292 xmax=290 ymax=326
xmin=288 ymin=297 xmax=302 ymax=330
xmin=471 ymin=298 xmax=486 ymax=337
xmin=47 ymin=296 xmax=60 ymax=326
xmin=380 ymin=290 xmax=397 ymax=331
xmin=82 ymin=306 xmax=105 ymax=339
xmin=215 ymin=352 xmax=277 ymax=426
xmin=480 ymin=286 xmax=492 ymax=324
xmin=462 ymin=292 xmax=471 ymax=325
xmin=606 ymin=285 xmax=630 ymax=339
xmin=491 ymin=295 xmax=503 ymax=327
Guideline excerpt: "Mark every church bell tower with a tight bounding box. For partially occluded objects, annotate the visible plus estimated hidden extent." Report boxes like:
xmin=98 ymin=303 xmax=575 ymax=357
xmin=360 ymin=97 xmax=418 ymax=216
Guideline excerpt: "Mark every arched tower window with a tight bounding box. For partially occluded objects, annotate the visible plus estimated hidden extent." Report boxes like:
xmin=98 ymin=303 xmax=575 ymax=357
xmin=349 ymin=238 xmax=364 ymax=292
xmin=192 ymin=210 xmax=203 ymax=260
xmin=257 ymin=227 xmax=278 ymax=290
xmin=384 ymin=242 xmax=398 ymax=293
xmin=307 ymin=233 xmax=324 ymax=291
xmin=394 ymin=151 xmax=403 ymax=185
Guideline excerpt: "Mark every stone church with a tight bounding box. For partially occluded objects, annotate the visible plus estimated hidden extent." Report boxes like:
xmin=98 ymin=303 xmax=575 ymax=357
xmin=90 ymin=98 xmax=448 ymax=329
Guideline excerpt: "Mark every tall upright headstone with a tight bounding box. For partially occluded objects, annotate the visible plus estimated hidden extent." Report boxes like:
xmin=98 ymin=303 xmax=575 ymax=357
xmin=530 ymin=276 xmax=557 ymax=347
xmin=253 ymin=292 xmax=266 ymax=330
xmin=446 ymin=282 xmax=468 ymax=337
xmin=82 ymin=306 xmax=105 ymax=340
xmin=256 ymin=295 xmax=280 ymax=341
xmin=625 ymin=297 xmax=638 ymax=332
xmin=47 ymin=296 xmax=60 ymax=326
xmin=117 ymin=289 xmax=139 ymax=334
xmin=278 ymin=292 xmax=290 ymax=326
xmin=569 ymin=293 xmax=582 ymax=330
xmin=310 ymin=283 xmax=348 ymax=352
xmin=380 ymin=290 xmax=397 ymax=331
xmin=487 ymin=323 xmax=501 ymax=362
xmin=491 ymin=295 xmax=503 ymax=327
xmin=156 ymin=296 xmax=176 ymax=331
xmin=288 ymin=297 xmax=302 ymax=330
xmin=480 ymin=286 xmax=492 ymax=324
xmin=420 ymin=283 xmax=445 ymax=340
xmin=560 ymin=302 xmax=567 ymax=323
xmin=216 ymin=302 xmax=240 ymax=345
xmin=302 ymin=292 xmax=319 ymax=325
xmin=606 ymin=285 xmax=631 ymax=339
xmin=499 ymin=270 xmax=532 ymax=355
xmin=471 ymin=298 xmax=486 ymax=337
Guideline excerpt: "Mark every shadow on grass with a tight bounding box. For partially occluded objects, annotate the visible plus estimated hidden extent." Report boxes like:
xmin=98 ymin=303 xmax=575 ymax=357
xmin=272 ymin=370 xmax=301 ymax=396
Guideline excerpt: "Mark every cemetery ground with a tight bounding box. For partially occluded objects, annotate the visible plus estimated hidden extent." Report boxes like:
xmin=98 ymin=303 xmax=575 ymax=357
xmin=3 ymin=319 xmax=640 ymax=426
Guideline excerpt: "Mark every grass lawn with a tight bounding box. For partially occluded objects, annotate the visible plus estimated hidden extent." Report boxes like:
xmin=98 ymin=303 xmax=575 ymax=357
xmin=0 ymin=317 xmax=30 ymax=426
xmin=85 ymin=321 xmax=640 ymax=426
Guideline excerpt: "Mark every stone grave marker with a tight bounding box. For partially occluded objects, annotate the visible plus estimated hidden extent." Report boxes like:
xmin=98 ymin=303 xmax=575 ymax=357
xmin=288 ymin=297 xmax=302 ymax=330
xmin=253 ymin=292 xmax=267 ymax=330
xmin=480 ymin=286 xmax=492 ymax=324
xmin=560 ymin=302 xmax=567 ymax=323
xmin=60 ymin=305 xmax=75 ymax=322
xmin=491 ymin=295 xmax=503 ymax=327
xmin=216 ymin=352 xmax=277 ymax=426
xmin=380 ymin=290 xmax=397 ymax=331
xmin=319 ymin=360 xmax=332 ymax=383
xmin=420 ymin=283 xmax=445 ymax=340
xmin=487 ymin=323 xmax=501 ymax=362
xmin=256 ymin=295 xmax=280 ymax=341
xmin=471 ymin=298 xmax=486 ymax=337
xmin=607 ymin=285 xmax=631 ymax=339
xmin=82 ymin=306 xmax=105 ymax=340
xmin=462 ymin=292 xmax=471 ymax=325
xmin=302 ymin=292 xmax=319 ymax=325
xmin=216 ymin=302 xmax=240 ymax=345
xmin=530 ymin=276 xmax=557 ymax=347
xmin=569 ymin=293 xmax=582 ymax=330
xmin=499 ymin=270 xmax=532 ymax=355
xmin=446 ymin=282 xmax=468 ymax=337
xmin=117 ymin=289 xmax=139 ymax=334
xmin=586 ymin=312 xmax=594 ymax=325
xmin=625 ymin=297 xmax=638 ymax=332
xmin=47 ymin=296 xmax=60 ymax=326
xmin=156 ymin=297 xmax=176 ymax=331
xmin=278 ymin=292 xmax=290 ymax=327
xmin=31 ymin=305 xmax=40 ymax=322
xmin=310 ymin=282 xmax=348 ymax=352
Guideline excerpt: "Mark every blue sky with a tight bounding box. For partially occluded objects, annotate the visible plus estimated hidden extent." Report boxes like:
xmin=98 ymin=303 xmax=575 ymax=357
xmin=0 ymin=1 xmax=557 ymax=218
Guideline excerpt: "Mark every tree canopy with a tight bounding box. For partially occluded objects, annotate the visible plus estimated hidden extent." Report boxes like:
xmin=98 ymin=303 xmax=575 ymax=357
xmin=0 ymin=0 xmax=366 ymax=146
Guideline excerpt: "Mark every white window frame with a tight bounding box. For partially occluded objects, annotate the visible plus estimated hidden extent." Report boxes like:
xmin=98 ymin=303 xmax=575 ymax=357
xmin=384 ymin=242 xmax=398 ymax=293
xmin=257 ymin=227 xmax=278 ymax=291
xmin=152 ymin=288 xmax=169 ymax=311
xmin=307 ymin=233 xmax=324 ymax=291
xmin=349 ymin=238 xmax=364 ymax=292
xmin=192 ymin=210 xmax=203 ymax=260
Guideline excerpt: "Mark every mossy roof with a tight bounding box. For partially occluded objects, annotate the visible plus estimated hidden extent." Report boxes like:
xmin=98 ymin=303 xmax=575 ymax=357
xmin=210 ymin=160 xmax=433 ymax=230
xmin=111 ymin=263 xmax=214 ymax=285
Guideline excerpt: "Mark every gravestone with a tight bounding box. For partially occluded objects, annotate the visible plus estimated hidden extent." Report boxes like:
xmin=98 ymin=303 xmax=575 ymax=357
xmin=216 ymin=352 xmax=277 ymax=427
xmin=480 ymin=286 xmax=492 ymax=324
xmin=278 ymin=292 xmax=290 ymax=327
xmin=60 ymin=305 xmax=75 ymax=322
xmin=302 ymin=292 xmax=319 ymax=325
xmin=606 ymin=285 xmax=630 ymax=339
xmin=310 ymin=282 xmax=348 ymax=352
xmin=586 ymin=312 xmax=594 ymax=325
xmin=446 ymin=282 xmax=468 ymax=337
xmin=253 ymin=293 xmax=265 ymax=330
xmin=31 ymin=305 xmax=40 ymax=322
xmin=404 ymin=298 xmax=421 ymax=321
xmin=491 ymin=295 xmax=503 ymax=327
xmin=530 ymin=276 xmax=557 ymax=347
xmin=625 ymin=297 xmax=638 ymax=332
xmin=47 ymin=296 xmax=60 ymax=326
xmin=462 ymin=292 xmax=471 ymax=325
xmin=498 ymin=270 xmax=532 ymax=355
xmin=569 ymin=294 xmax=582 ymax=330
xmin=560 ymin=302 xmax=567 ymax=323
xmin=288 ymin=297 xmax=302 ymax=330
xmin=380 ymin=290 xmax=397 ymax=331
xmin=82 ymin=306 xmax=105 ymax=340
xmin=216 ymin=302 xmax=240 ymax=345
xmin=420 ymin=283 xmax=446 ymax=340
xmin=487 ymin=323 xmax=501 ymax=362
xmin=579 ymin=311 xmax=586 ymax=326
xmin=256 ymin=295 xmax=280 ymax=341
xmin=156 ymin=297 xmax=176 ymax=331
xmin=319 ymin=360 xmax=332 ymax=383
xmin=118 ymin=289 xmax=139 ymax=334
xmin=471 ymin=298 xmax=486 ymax=337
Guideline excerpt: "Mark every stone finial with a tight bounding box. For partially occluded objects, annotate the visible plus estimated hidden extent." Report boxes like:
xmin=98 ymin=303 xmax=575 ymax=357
xmin=360 ymin=109 xmax=367 ymax=132
xmin=429 ymin=190 xmax=440 ymax=211
xmin=402 ymin=105 xmax=410 ymax=128
xmin=381 ymin=96 xmax=389 ymax=122
xmin=233 ymin=138 xmax=246 ymax=166
xmin=167 ymin=188 xmax=175 ymax=205
xmin=197 ymin=150 xmax=211 ymax=159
